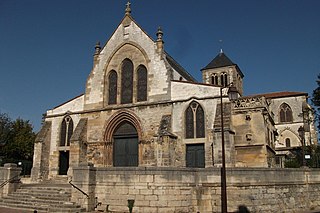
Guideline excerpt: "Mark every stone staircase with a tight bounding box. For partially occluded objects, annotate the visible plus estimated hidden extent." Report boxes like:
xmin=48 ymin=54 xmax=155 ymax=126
xmin=0 ymin=181 xmax=86 ymax=212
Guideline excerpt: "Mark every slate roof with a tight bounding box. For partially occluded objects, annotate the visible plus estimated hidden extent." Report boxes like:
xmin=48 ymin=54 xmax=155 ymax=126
xmin=244 ymin=91 xmax=308 ymax=99
xmin=201 ymin=52 xmax=236 ymax=70
xmin=201 ymin=52 xmax=244 ymax=77
xmin=262 ymin=91 xmax=308 ymax=99
xmin=165 ymin=53 xmax=196 ymax=82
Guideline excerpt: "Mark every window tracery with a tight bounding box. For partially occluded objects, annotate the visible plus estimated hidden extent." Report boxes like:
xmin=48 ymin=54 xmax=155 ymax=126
xmin=60 ymin=116 xmax=73 ymax=147
xmin=185 ymin=101 xmax=205 ymax=138
xmin=279 ymin=103 xmax=293 ymax=123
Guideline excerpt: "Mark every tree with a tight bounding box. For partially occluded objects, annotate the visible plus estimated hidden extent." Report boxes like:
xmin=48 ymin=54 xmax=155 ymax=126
xmin=0 ymin=113 xmax=13 ymax=160
xmin=312 ymin=74 xmax=320 ymax=130
xmin=0 ymin=113 xmax=36 ymax=167
xmin=3 ymin=118 xmax=36 ymax=161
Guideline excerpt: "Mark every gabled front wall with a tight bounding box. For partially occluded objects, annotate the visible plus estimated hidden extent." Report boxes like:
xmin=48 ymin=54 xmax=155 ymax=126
xmin=84 ymin=16 xmax=172 ymax=110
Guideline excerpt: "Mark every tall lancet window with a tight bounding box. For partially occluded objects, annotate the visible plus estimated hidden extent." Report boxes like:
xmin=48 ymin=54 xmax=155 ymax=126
xmin=108 ymin=70 xmax=117 ymax=105
xmin=137 ymin=65 xmax=147 ymax=102
xmin=60 ymin=116 xmax=73 ymax=147
xmin=185 ymin=101 xmax=205 ymax=138
xmin=121 ymin=59 xmax=133 ymax=104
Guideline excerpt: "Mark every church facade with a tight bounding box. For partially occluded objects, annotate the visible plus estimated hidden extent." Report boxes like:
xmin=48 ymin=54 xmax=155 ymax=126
xmin=31 ymin=3 xmax=317 ymax=182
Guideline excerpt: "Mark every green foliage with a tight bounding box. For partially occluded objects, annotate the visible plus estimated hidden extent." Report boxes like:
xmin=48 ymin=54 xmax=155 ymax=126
xmin=0 ymin=113 xmax=12 ymax=147
xmin=284 ymin=158 xmax=301 ymax=168
xmin=312 ymin=74 xmax=320 ymax=130
xmin=284 ymin=145 xmax=320 ymax=168
xmin=0 ymin=112 xmax=36 ymax=166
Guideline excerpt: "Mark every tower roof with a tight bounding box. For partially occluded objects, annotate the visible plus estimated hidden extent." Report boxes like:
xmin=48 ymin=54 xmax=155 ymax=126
xmin=201 ymin=51 xmax=236 ymax=70
xmin=201 ymin=51 xmax=244 ymax=77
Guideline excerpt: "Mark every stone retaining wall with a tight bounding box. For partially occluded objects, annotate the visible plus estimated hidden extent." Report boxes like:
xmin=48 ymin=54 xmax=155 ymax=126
xmin=0 ymin=163 xmax=21 ymax=198
xmin=71 ymin=166 xmax=320 ymax=213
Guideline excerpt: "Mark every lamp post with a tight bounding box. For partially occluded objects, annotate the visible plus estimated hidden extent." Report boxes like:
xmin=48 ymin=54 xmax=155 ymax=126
xmin=219 ymin=84 xmax=238 ymax=213
xmin=298 ymin=126 xmax=306 ymax=167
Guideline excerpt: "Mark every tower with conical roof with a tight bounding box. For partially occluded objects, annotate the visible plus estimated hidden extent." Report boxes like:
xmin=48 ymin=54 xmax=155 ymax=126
xmin=201 ymin=50 xmax=244 ymax=96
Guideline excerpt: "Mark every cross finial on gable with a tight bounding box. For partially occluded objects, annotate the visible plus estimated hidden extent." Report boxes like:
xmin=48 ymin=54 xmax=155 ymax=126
xmin=125 ymin=1 xmax=131 ymax=15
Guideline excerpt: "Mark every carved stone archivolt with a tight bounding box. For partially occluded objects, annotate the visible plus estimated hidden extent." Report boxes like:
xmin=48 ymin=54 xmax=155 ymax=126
xmin=104 ymin=109 xmax=143 ymax=142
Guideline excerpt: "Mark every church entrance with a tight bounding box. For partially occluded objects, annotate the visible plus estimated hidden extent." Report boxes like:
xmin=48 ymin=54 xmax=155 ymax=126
xmin=58 ymin=151 xmax=69 ymax=175
xmin=113 ymin=122 xmax=138 ymax=167
xmin=186 ymin=144 xmax=205 ymax=168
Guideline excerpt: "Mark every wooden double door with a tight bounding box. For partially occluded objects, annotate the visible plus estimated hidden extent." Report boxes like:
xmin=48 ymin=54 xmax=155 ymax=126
xmin=113 ymin=122 xmax=138 ymax=167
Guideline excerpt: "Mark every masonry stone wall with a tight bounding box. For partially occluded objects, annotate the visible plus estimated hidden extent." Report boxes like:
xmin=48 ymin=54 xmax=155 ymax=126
xmin=0 ymin=164 xmax=21 ymax=198
xmin=71 ymin=166 xmax=320 ymax=213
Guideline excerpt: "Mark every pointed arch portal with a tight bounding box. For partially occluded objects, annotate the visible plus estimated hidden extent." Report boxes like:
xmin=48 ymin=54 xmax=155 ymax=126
xmin=113 ymin=121 xmax=138 ymax=167
xmin=104 ymin=110 xmax=142 ymax=167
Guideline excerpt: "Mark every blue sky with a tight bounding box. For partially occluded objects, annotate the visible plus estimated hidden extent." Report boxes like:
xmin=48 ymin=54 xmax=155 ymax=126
xmin=1 ymin=0 xmax=319 ymax=131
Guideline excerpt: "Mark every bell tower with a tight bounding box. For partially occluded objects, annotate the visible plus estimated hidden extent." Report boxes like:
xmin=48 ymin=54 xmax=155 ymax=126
xmin=201 ymin=50 xmax=244 ymax=96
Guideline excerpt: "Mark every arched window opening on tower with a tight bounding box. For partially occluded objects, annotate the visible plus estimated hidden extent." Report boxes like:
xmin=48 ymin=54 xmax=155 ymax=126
xmin=121 ymin=59 xmax=134 ymax=104
xmin=137 ymin=65 xmax=148 ymax=102
xmin=185 ymin=101 xmax=205 ymax=138
xmin=211 ymin=74 xmax=218 ymax=85
xmin=279 ymin=103 xmax=293 ymax=123
xmin=220 ymin=73 xmax=228 ymax=87
xmin=108 ymin=70 xmax=118 ymax=105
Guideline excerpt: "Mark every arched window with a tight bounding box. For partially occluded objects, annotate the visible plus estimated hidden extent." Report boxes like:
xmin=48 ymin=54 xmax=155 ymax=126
xmin=121 ymin=59 xmax=133 ymax=104
xmin=137 ymin=65 xmax=147 ymax=102
xmin=279 ymin=103 xmax=293 ymax=123
xmin=185 ymin=101 xmax=205 ymax=138
xmin=108 ymin=70 xmax=117 ymax=105
xmin=220 ymin=73 xmax=228 ymax=87
xmin=60 ymin=116 xmax=73 ymax=147
xmin=285 ymin=138 xmax=291 ymax=147
xmin=211 ymin=74 xmax=218 ymax=85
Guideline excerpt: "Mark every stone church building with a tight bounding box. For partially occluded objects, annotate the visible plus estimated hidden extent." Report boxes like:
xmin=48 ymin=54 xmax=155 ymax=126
xmin=31 ymin=3 xmax=317 ymax=182
xmin=23 ymin=3 xmax=320 ymax=212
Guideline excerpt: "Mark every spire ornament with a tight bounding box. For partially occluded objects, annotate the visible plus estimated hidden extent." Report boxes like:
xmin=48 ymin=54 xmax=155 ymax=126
xmin=156 ymin=26 xmax=163 ymax=41
xmin=94 ymin=41 xmax=101 ymax=55
xmin=125 ymin=1 xmax=131 ymax=15
xmin=156 ymin=26 xmax=164 ymax=54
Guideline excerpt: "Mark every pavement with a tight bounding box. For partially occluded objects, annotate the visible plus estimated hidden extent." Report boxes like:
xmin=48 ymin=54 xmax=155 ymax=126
xmin=0 ymin=207 xmax=100 ymax=213
xmin=0 ymin=207 xmax=34 ymax=213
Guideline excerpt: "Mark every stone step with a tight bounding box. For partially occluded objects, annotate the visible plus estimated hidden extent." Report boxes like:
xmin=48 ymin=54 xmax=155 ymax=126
xmin=0 ymin=198 xmax=82 ymax=209
xmin=15 ymin=188 xmax=71 ymax=195
xmin=1 ymin=196 xmax=73 ymax=205
xmin=0 ymin=202 xmax=85 ymax=213
xmin=7 ymin=193 xmax=71 ymax=201
xmin=19 ymin=183 xmax=71 ymax=189
xmin=0 ymin=182 xmax=86 ymax=213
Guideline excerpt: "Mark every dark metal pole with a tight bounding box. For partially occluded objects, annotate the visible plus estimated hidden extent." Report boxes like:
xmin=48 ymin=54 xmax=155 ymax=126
xmin=220 ymin=87 xmax=227 ymax=213
xmin=302 ymin=136 xmax=306 ymax=167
